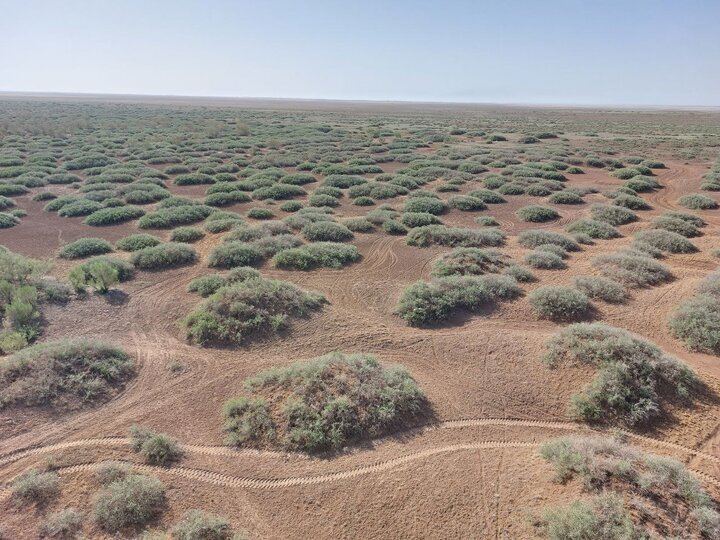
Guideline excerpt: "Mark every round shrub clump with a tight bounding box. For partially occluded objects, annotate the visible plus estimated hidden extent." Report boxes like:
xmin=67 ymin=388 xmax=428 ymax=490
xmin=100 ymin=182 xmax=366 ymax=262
xmin=448 ymin=195 xmax=486 ymax=211
xmin=247 ymin=207 xmax=274 ymax=220
xmin=592 ymin=253 xmax=671 ymax=287
xmin=525 ymin=250 xmax=566 ymax=270
xmin=172 ymin=510 xmax=236 ymax=540
xmin=590 ymin=204 xmax=636 ymax=225
xmin=272 ymin=242 xmax=360 ymax=270
xmin=518 ymin=230 xmax=579 ymax=251
xmin=669 ymin=296 xmax=720 ymax=354
xmin=633 ymin=229 xmax=697 ymax=254
xmin=116 ymin=234 xmax=162 ymax=252
xmin=170 ymin=227 xmax=205 ymax=243
xmin=403 ymin=197 xmax=447 ymax=215
xmin=207 ymin=242 xmax=263 ymax=269
xmin=517 ymin=205 xmax=559 ymax=222
xmin=529 ymin=286 xmax=591 ymax=320
xmin=182 ymin=275 xmax=326 ymax=345
xmin=84 ymin=206 xmax=145 ymax=226
xmin=0 ymin=339 xmax=134 ymax=409
xmin=223 ymin=352 xmax=425 ymax=452
xmin=130 ymin=243 xmax=198 ymax=270
xmin=678 ymin=193 xmax=718 ymax=210
xmin=613 ymin=194 xmax=651 ymax=211
xmin=59 ymin=238 xmax=113 ymax=259
xmin=566 ymin=219 xmax=619 ymax=240
xmin=573 ymin=276 xmax=627 ymax=303
xmin=548 ymin=191 xmax=584 ymax=205
xmin=93 ymin=474 xmax=166 ymax=532
xmin=303 ymin=221 xmax=354 ymax=242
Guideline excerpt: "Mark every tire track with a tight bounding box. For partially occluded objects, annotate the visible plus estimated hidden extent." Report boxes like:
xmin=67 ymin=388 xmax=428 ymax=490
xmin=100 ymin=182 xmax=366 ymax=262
xmin=2 ymin=418 xmax=719 ymax=472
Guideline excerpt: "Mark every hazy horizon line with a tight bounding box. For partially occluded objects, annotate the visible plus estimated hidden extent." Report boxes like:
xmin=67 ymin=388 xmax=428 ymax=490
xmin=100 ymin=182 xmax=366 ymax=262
xmin=1 ymin=90 xmax=718 ymax=111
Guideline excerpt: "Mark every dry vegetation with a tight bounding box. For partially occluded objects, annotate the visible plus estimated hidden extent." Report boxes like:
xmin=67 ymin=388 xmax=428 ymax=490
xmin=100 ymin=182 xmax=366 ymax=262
xmin=0 ymin=97 xmax=719 ymax=538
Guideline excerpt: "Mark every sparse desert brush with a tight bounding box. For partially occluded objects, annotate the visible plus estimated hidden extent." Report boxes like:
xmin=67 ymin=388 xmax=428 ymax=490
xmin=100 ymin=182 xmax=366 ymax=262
xmin=475 ymin=215 xmax=499 ymax=226
xmin=447 ymin=195 xmax=486 ymax=211
xmin=669 ymin=288 xmax=720 ymax=354
xmin=678 ymin=193 xmax=718 ymax=210
xmin=662 ymin=211 xmax=706 ymax=228
xmin=308 ymin=193 xmax=340 ymax=207
xmin=171 ymin=510 xmax=236 ymax=540
xmin=130 ymin=242 xmax=197 ymax=270
xmin=517 ymin=230 xmax=579 ymax=251
xmin=432 ymin=248 xmax=508 ymax=277
xmin=497 ymin=183 xmax=525 ymax=195
xmin=138 ymin=205 xmax=214 ymax=229
xmin=68 ymin=259 xmax=119 ymax=293
xmin=573 ymin=276 xmax=627 ymax=303
xmin=93 ymin=474 xmax=166 ymax=532
xmin=651 ymin=215 xmax=700 ymax=237
xmin=57 ymin=199 xmax=104 ymax=217
xmin=613 ymin=193 xmax=651 ymax=210
xmin=382 ymin=219 xmax=408 ymax=235
xmin=207 ymin=242 xmax=262 ymax=268
xmin=517 ymin=205 xmax=559 ymax=222
xmin=503 ymin=264 xmax=535 ymax=282
xmin=342 ymin=217 xmax=374 ymax=232
xmin=116 ymin=234 xmax=162 ymax=252
xmin=0 ymin=212 xmax=20 ymax=228
xmin=0 ymin=339 xmax=133 ymax=409
xmin=58 ymin=237 xmax=113 ymax=259
xmin=544 ymin=323 xmax=696 ymax=425
xmin=525 ymin=250 xmax=566 ymax=270
xmin=40 ymin=507 xmax=84 ymax=538
xmin=96 ymin=461 xmax=132 ymax=486
xmin=182 ymin=275 xmax=326 ymax=345
xmin=174 ymin=172 xmax=215 ymax=185
xmin=548 ymin=191 xmax=583 ymax=204
xmin=633 ymin=229 xmax=697 ymax=253
xmin=303 ymin=221 xmax=354 ymax=242
xmin=70 ymin=256 xmax=135 ymax=286
xmin=188 ymin=274 xmax=227 ymax=297
xmin=129 ymin=425 xmax=182 ymax=465
xmin=468 ymin=189 xmax=506 ymax=204
xmin=403 ymin=196 xmax=447 ymax=215
xmin=566 ymin=219 xmax=619 ymax=239
xmin=253 ymin=184 xmax=306 ymax=201
xmin=280 ymin=200 xmax=303 ymax=212
xmin=84 ymin=206 xmax=146 ymax=226
xmin=397 ymin=274 xmax=521 ymax=325
xmin=224 ymin=352 xmax=425 ymax=452
xmin=528 ymin=286 xmax=590 ymax=320
xmin=11 ymin=469 xmax=60 ymax=505
xmin=273 ymin=242 xmax=360 ymax=270
xmin=205 ymin=191 xmax=251 ymax=206
xmin=170 ymin=226 xmax=205 ymax=243
xmin=538 ymin=435 xmax=718 ymax=538
xmin=592 ymin=252 xmax=671 ymax=287
xmin=406 ymin=225 xmax=504 ymax=248
xmin=247 ymin=207 xmax=274 ymax=219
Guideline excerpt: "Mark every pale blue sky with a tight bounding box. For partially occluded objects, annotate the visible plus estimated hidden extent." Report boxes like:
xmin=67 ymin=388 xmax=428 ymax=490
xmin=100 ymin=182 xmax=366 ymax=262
xmin=1 ymin=0 xmax=718 ymax=105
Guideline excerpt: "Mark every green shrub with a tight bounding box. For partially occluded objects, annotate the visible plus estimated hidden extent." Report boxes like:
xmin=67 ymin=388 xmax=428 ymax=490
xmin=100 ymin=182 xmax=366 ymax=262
xmin=342 ymin=217 xmax=374 ymax=232
xmin=544 ymin=324 xmax=696 ymax=424
xmin=468 ymin=189 xmax=506 ymax=204
xmin=224 ymin=352 xmax=425 ymax=452
xmin=11 ymin=469 xmax=60 ymax=505
xmin=205 ymin=191 xmax=251 ymax=206
xmin=207 ymin=242 xmax=263 ymax=268
xmin=84 ymin=206 xmax=145 ymax=226
xmin=57 ymin=199 xmax=104 ymax=217
xmin=280 ymin=200 xmax=303 ymax=212
xmin=407 ymin=225 xmax=504 ymax=248
xmin=247 ymin=207 xmax=274 ymax=219
xmin=403 ymin=197 xmax=447 ymax=215
xmin=70 ymin=256 xmax=135 ymax=286
xmin=175 ymin=173 xmax=215 ymax=185
xmin=138 ymin=205 xmax=213 ymax=229
xmin=529 ymin=286 xmax=590 ymax=320
xmin=308 ymin=193 xmax=340 ymax=207
xmin=303 ymin=221 xmax=353 ymax=242
xmin=518 ymin=230 xmax=579 ymax=251
xmin=633 ymin=229 xmax=697 ymax=253
xmin=525 ymin=251 xmax=566 ymax=270
xmin=397 ymin=275 xmax=521 ymax=325
xmin=170 ymin=227 xmax=205 ymax=243
xmin=573 ymin=276 xmax=627 ymax=303
xmin=0 ymin=339 xmax=133 ymax=409
xmin=71 ymin=259 xmax=119 ymax=293
xmin=651 ymin=215 xmax=699 ymax=237
xmin=669 ymin=296 xmax=720 ymax=354
xmin=93 ymin=474 xmax=166 ymax=532
xmin=613 ymin=194 xmax=651 ymax=210
xmin=541 ymin=493 xmax=638 ymax=540
xmin=548 ymin=191 xmax=583 ymax=204
xmin=0 ymin=212 xmax=20 ymax=228
xmin=432 ymin=248 xmax=507 ymax=277
xmin=253 ymin=184 xmax=306 ymax=200
xmin=129 ymin=425 xmax=183 ymax=465
xmin=188 ymin=275 xmax=227 ymax=297
xmin=353 ymin=196 xmax=375 ymax=206
xmin=40 ymin=507 xmax=84 ymax=538
xmin=475 ymin=216 xmax=499 ymax=226
xmin=130 ymin=243 xmax=198 ymax=270
xmin=59 ymin=238 xmax=113 ymax=259
xmin=566 ymin=219 xmax=619 ymax=239
xmin=0 ymin=184 xmax=30 ymax=196
xmin=273 ymin=242 xmax=360 ymax=270
xmin=517 ymin=205 xmax=559 ymax=222
xmin=171 ymin=510 xmax=234 ymax=540
xmin=383 ymin=219 xmax=408 ymax=235
xmin=116 ymin=234 xmax=162 ymax=252
xmin=590 ymin=204 xmax=637 ymax=226
xmin=592 ymin=253 xmax=671 ymax=287
xmin=447 ymin=195 xmax=486 ymax=211
xmin=503 ymin=264 xmax=535 ymax=282
xmin=678 ymin=193 xmax=718 ymax=210
xmin=497 ymin=183 xmax=525 ymax=195
xmin=182 ymin=276 xmax=326 ymax=345
xmin=96 ymin=461 xmax=132 ymax=486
